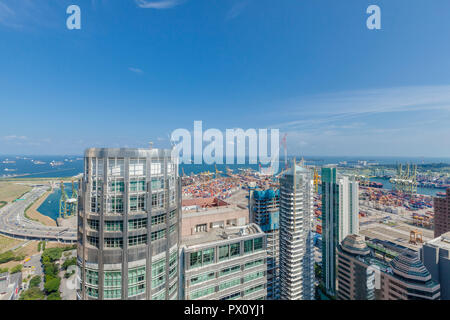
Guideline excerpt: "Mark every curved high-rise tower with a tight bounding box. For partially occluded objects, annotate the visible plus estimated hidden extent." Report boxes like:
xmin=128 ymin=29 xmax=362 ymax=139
xmin=279 ymin=162 xmax=315 ymax=300
xmin=77 ymin=148 xmax=180 ymax=300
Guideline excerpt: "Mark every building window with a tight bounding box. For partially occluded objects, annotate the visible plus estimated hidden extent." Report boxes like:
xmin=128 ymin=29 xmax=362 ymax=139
xmin=202 ymin=248 xmax=214 ymax=265
xmin=108 ymin=196 xmax=124 ymax=214
xmin=104 ymin=288 xmax=121 ymax=299
xmin=219 ymin=245 xmax=229 ymax=261
xmin=128 ymin=234 xmax=147 ymax=247
xmin=190 ymin=251 xmax=202 ymax=269
xmin=86 ymin=269 xmax=98 ymax=285
xmin=104 ymin=271 xmax=121 ymax=288
xmin=129 ymin=159 xmax=146 ymax=176
xmin=195 ymin=224 xmax=207 ymax=233
xmin=130 ymin=179 xmax=146 ymax=192
xmin=244 ymin=239 xmax=253 ymax=254
xmin=152 ymin=290 xmax=165 ymax=300
xmin=128 ymin=266 xmax=146 ymax=297
xmin=244 ymin=259 xmax=264 ymax=270
xmin=190 ymin=286 xmax=215 ymax=300
xmin=230 ymin=243 xmax=240 ymax=258
xmin=108 ymin=158 xmax=124 ymax=177
xmin=254 ymin=237 xmax=263 ymax=251
xmin=87 ymin=219 xmax=99 ymax=231
xmin=130 ymin=194 xmax=146 ymax=212
xmin=86 ymin=286 xmax=98 ymax=298
xmin=128 ymin=218 xmax=147 ymax=230
xmin=105 ymin=220 xmax=123 ymax=231
xmin=219 ymin=265 xmax=240 ymax=277
xmin=151 ymin=162 xmax=162 ymax=175
xmin=190 ymin=272 xmax=215 ymax=285
xmin=109 ymin=179 xmax=124 ymax=193
xmin=219 ymin=277 xmax=241 ymax=291
xmin=151 ymin=178 xmax=164 ymax=190
xmin=151 ymin=213 xmax=166 ymax=226
xmin=152 ymin=259 xmax=165 ymax=278
xmin=243 ymin=271 xmax=264 ymax=283
xmin=105 ymin=238 xmax=123 ymax=248
xmin=87 ymin=236 xmax=99 ymax=248
xmin=244 ymin=284 xmax=264 ymax=296
xmin=151 ymin=229 xmax=166 ymax=241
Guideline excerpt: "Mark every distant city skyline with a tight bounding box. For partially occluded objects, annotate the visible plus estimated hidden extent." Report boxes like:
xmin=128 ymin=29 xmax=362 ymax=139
xmin=1 ymin=1 xmax=450 ymax=156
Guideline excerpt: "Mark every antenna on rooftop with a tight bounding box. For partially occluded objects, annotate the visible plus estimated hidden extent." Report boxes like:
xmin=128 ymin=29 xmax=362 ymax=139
xmin=149 ymin=141 xmax=153 ymax=150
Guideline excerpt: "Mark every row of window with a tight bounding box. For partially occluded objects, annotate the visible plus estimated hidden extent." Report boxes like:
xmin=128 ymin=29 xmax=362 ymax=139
xmin=87 ymin=211 xmax=176 ymax=232
xmin=189 ymin=260 xmax=264 ymax=286
xmin=189 ymin=281 xmax=266 ymax=300
xmin=86 ymin=227 xmax=175 ymax=248
xmin=85 ymin=255 xmax=178 ymax=299
xmin=88 ymin=157 xmax=174 ymax=178
xmin=92 ymin=177 xmax=173 ymax=194
xmin=91 ymin=192 xmax=176 ymax=214
xmin=187 ymin=237 xmax=264 ymax=269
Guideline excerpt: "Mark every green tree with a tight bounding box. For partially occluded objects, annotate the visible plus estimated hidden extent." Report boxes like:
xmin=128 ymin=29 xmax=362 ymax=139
xmin=42 ymin=248 xmax=63 ymax=263
xmin=20 ymin=287 xmax=45 ymax=300
xmin=9 ymin=264 xmax=23 ymax=274
xmin=29 ymin=275 xmax=41 ymax=288
xmin=44 ymin=276 xmax=61 ymax=294
xmin=47 ymin=291 xmax=62 ymax=300
xmin=62 ymin=257 xmax=76 ymax=270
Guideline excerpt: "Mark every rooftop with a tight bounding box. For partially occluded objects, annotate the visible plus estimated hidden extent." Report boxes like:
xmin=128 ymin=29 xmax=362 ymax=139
xmin=182 ymin=200 xmax=247 ymax=218
xmin=425 ymin=231 xmax=450 ymax=251
xmin=182 ymin=223 xmax=264 ymax=248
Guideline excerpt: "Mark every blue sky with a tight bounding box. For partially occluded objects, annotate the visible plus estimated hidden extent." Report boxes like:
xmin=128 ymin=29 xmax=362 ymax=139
xmin=0 ymin=0 xmax=449 ymax=157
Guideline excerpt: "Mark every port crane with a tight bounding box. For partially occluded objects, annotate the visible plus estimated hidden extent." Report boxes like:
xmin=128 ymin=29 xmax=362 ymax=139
xmin=215 ymin=164 xmax=223 ymax=178
xmin=390 ymin=163 xmax=418 ymax=195
xmin=59 ymin=180 xmax=78 ymax=219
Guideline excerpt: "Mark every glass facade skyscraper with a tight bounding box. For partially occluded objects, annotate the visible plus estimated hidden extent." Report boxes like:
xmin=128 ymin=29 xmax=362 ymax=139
xmin=77 ymin=148 xmax=180 ymax=300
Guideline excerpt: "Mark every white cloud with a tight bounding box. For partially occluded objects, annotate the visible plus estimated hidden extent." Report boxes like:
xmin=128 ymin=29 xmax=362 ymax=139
xmin=226 ymin=0 xmax=250 ymax=20
xmin=269 ymin=85 xmax=450 ymax=157
xmin=129 ymin=67 xmax=144 ymax=74
xmin=1 ymin=135 xmax=27 ymax=141
xmin=135 ymin=0 xmax=186 ymax=9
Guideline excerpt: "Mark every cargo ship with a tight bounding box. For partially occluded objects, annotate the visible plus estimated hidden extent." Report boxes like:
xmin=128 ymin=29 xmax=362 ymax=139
xmin=368 ymin=181 xmax=383 ymax=188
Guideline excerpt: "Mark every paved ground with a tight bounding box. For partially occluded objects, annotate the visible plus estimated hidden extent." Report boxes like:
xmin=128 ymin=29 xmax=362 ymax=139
xmin=359 ymin=205 xmax=434 ymax=251
xmin=59 ymin=249 xmax=77 ymax=300
xmin=224 ymin=189 xmax=248 ymax=208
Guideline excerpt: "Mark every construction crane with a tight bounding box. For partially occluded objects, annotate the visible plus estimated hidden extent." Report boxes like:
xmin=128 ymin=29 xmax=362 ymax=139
xmin=409 ymin=230 xmax=423 ymax=245
xmin=390 ymin=163 xmax=418 ymax=194
xmin=215 ymin=164 xmax=222 ymax=178
xmin=59 ymin=181 xmax=68 ymax=219
xmin=313 ymin=168 xmax=321 ymax=193
xmin=59 ymin=180 xmax=78 ymax=219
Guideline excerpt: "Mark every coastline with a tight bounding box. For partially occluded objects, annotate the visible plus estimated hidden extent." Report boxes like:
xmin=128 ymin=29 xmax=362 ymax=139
xmin=25 ymin=187 xmax=57 ymax=227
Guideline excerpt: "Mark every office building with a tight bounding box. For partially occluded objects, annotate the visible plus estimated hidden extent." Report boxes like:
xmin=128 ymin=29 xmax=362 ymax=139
xmin=279 ymin=162 xmax=315 ymax=300
xmin=420 ymin=231 xmax=450 ymax=300
xmin=321 ymin=167 xmax=359 ymax=296
xmin=77 ymin=147 xmax=180 ymax=300
xmin=249 ymin=188 xmax=280 ymax=300
xmin=337 ymin=234 xmax=441 ymax=300
xmin=181 ymin=197 xmax=248 ymax=237
xmin=434 ymin=189 xmax=450 ymax=238
xmin=180 ymin=223 xmax=267 ymax=300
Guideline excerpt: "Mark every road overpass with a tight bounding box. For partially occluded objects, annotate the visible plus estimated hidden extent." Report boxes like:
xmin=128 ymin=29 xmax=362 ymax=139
xmin=0 ymin=186 xmax=76 ymax=243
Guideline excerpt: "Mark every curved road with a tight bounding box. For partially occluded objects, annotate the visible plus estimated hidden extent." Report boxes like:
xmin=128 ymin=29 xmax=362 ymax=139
xmin=0 ymin=186 xmax=76 ymax=243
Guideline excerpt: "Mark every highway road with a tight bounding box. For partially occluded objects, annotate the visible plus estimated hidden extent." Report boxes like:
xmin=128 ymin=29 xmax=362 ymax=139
xmin=0 ymin=186 xmax=76 ymax=243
